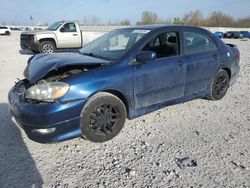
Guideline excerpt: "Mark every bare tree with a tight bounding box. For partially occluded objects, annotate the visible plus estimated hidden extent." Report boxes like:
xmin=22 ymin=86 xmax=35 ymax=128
xmin=208 ymin=11 xmax=234 ymax=27
xmin=236 ymin=17 xmax=250 ymax=27
xmin=120 ymin=19 xmax=131 ymax=26
xmin=137 ymin=11 xmax=159 ymax=25
xmin=182 ymin=10 xmax=204 ymax=26
xmin=173 ymin=17 xmax=183 ymax=25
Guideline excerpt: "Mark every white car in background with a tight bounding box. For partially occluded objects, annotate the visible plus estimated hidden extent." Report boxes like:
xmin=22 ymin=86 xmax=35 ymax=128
xmin=0 ymin=26 xmax=11 ymax=35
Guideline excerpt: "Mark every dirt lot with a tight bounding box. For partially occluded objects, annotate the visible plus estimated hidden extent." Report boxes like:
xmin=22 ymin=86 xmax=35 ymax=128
xmin=0 ymin=31 xmax=249 ymax=187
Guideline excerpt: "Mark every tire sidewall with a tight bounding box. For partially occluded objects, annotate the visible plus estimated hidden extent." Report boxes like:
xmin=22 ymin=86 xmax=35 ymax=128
xmin=210 ymin=69 xmax=229 ymax=100
xmin=80 ymin=93 xmax=126 ymax=142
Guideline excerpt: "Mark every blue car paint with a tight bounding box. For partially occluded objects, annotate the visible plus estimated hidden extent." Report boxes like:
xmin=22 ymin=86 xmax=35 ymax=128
xmin=242 ymin=33 xmax=250 ymax=38
xmin=213 ymin=32 xmax=224 ymax=38
xmin=8 ymin=25 xmax=240 ymax=143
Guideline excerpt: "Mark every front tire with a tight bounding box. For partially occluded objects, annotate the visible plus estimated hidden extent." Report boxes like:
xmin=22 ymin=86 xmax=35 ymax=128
xmin=80 ymin=92 xmax=127 ymax=142
xmin=39 ymin=41 xmax=55 ymax=53
xmin=208 ymin=69 xmax=229 ymax=100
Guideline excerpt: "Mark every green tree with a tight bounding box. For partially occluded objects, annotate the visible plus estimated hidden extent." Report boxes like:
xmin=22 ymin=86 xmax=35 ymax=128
xmin=173 ymin=17 xmax=183 ymax=25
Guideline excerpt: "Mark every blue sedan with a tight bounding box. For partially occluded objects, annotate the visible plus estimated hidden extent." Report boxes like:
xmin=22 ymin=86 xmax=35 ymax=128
xmin=213 ymin=31 xmax=224 ymax=38
xmin=8 ymin=25 xmax=240 ymax=143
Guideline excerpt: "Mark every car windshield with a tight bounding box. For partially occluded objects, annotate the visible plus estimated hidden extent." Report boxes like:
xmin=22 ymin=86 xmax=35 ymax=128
xmin=47 ymin=21 xmax=62 ymax=31
xmin=79 ymin=29 xmax=151 ymax=61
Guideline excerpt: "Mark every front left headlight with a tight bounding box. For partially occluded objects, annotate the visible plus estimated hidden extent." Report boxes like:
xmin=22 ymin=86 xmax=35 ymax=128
xmin=25 ymin=82 xmax=70 ymax=102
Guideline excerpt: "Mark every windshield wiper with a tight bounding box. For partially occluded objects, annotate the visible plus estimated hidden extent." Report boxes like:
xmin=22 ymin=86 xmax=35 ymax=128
xmin=81 ymin=52 xmax=114 ymax=61
xmin=81 ymin=52 xmax=99 ymax=58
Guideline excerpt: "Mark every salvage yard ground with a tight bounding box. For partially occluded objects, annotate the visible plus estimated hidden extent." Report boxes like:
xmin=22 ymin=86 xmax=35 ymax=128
xmin=0 ymin=31 xmax=249 ymax=187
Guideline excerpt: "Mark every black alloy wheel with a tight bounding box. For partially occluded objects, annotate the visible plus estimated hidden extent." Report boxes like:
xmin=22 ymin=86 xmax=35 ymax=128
xmin=80 ymin=92 xmax=126 ymax=142
xmin=209 ymin=69 xmax=230 ymax=100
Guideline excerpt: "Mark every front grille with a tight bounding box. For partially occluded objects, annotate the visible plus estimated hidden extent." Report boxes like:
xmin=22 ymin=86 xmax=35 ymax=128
xmin=20 ymin=34 xmax=34 ymax=49
xmin=20 ymin=34 xmax=34 ymax=41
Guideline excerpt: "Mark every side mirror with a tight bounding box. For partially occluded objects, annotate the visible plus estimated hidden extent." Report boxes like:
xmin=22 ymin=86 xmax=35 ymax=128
xmin=60 ymin=27 xmax=65 ymax=32
xmin=135 ymin=51 xmax=156 ymax=64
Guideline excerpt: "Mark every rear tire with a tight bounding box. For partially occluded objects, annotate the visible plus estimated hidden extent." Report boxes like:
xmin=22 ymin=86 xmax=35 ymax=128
xmin=39 ymin=41 xmax=55 ymax=53
xmin=80 ymin=92 xmax=127 ymax=142
xmin=208 ymin=69 xmax=229 ymax=100
xmin=5 ymin=31 xmax=10 ymax=35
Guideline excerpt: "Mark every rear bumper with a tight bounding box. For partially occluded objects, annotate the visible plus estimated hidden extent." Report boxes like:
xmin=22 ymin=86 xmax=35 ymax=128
xmin=229 ymin=65 xmax=240 ymax=86
xmin=8 ymin=83 xmax=85 ymax=143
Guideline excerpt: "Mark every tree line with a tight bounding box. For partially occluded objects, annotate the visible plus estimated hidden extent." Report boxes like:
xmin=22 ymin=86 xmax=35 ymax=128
xmin=83 ymin=10 xmax=250 ymax=28
xmin=4 ymin=10 xmax=249 ymax=28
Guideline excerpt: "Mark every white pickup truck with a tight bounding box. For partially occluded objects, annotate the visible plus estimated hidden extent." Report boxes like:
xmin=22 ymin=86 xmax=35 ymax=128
xmin=20 ymin=21 xmax=83 ymax=53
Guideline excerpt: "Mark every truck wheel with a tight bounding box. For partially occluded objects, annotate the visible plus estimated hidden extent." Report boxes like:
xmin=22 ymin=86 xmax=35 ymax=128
xmin=208 ymin=69 xmax=229 ymax=100
xmin=80 ymin=92 xmax=127 ymax=142
xmin=39 ymin=41 xmax=55 ymax=53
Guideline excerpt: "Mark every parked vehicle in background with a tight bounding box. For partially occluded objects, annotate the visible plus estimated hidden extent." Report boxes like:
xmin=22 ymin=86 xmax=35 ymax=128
xmin=33 ymin=27 xmax=44 ymax=31
xmin=0 ymin=26 xmax=11 ymax=35
xmin=214 ymin=31 xmax=224 ymax=38
xmin=20 ymin=21 xmax=83 ymax=53
xmin=10 ymin=27 xmax=21 ymax=31
xmin=240 ymin=31 xmax=250 ymax=38
xmin=223 ymin=31 xmax=243 ymax=39
xmin=9 ymin=25 xmax=240 ymax=143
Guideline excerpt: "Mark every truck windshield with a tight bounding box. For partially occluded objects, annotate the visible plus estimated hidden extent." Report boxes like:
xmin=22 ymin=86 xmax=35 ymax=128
xmin=79 ymin=29 xmax=151 ymax=61
xmin=47 ymin=21 xmax=62 ymax=31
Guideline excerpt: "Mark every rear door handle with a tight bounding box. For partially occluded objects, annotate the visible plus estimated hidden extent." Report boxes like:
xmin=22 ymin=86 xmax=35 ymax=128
xmin=73 ymin=34 xmax=78 ymax=36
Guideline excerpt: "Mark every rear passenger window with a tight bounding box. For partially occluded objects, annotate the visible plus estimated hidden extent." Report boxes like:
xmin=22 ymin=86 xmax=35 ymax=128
xmin=184 ymin=31 xmax=217 ymax=55
xmin=142 ymin=31 xmax=180 ymax=58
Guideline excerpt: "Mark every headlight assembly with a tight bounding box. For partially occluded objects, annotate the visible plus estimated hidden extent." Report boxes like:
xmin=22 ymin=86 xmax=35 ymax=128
xmin=25 ymin=82 xmax=69 ymax=102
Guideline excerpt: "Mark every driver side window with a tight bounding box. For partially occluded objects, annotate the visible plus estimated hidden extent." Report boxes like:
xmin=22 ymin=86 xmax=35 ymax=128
xmin=142 ymin=31 xmax=180 ymax=58
xmin=60 ymin=23 xmax=76 ymax=32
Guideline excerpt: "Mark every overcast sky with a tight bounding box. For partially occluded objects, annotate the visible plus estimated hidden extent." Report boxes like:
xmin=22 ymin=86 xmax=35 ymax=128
xmin=1 ymin=0 xmax=250 ymax=25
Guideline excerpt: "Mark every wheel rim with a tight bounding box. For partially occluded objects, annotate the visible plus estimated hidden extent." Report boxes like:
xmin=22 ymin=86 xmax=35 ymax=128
xmin=214 ymin=75 xmax=229 ymax=97
xmin=43 ymin=44 xmax=53 ymax=53
xmin=89 ymin=104 xmax=120 ymax=136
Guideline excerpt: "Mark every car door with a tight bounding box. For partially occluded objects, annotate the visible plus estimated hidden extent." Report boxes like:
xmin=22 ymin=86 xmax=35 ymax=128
xmin=183 ymin=29 xmax=220 ymax=95
xmin=56 ymin=22 xmax=81 ymax=48
xmin=133 ymin=30 xmax=186 ymax=109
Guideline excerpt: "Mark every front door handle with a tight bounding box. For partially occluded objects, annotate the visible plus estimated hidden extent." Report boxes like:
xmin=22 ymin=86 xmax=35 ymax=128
xmin=73 ymin=34 xmax=78 ymax=36
xmin=213 ymin=53 xmax=218 ymax=59
xmin=177 ymin=60 xmax=184 ymax=66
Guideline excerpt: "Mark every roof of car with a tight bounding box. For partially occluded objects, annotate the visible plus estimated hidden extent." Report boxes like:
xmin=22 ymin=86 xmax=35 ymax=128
xmin=121 ymin=24 xmax=205 ymax=31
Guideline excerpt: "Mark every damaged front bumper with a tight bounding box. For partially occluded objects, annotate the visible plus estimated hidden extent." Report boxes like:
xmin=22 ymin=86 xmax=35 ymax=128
xmin=8 ymin=81 xmax=85 ymax=143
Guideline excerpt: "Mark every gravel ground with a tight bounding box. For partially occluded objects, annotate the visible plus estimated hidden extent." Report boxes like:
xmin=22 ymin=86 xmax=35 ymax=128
xmin=0 ymin=31 xmax=249 ymax=188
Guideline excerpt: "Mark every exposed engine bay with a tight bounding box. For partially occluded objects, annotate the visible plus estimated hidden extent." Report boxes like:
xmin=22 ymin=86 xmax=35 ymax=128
xmin=16 ymin=64 xmax=103 ymax=103
xmin=36 ymin=64 xmax=101 ymax=83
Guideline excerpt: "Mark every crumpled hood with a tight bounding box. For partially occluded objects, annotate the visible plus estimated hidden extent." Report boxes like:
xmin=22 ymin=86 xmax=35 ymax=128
xmin=24 ymin=53 xmax=110 ymax=84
